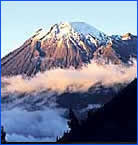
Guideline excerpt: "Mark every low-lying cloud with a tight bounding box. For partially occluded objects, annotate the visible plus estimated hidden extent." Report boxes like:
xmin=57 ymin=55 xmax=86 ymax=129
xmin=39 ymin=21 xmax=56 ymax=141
xmin=1 ymin=107 xmax=68 ymax=142
xmin=2 ymin=59 xmax=137 ymax=95
xmin=1 ymin=59 xmax=137 ymax=142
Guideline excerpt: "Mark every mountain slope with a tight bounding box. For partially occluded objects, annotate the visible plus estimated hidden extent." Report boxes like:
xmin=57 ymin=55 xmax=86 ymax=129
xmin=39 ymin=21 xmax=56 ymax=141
xmin=58 ymin=79 xmax=137 ymax=143
xmin=1 ymin=22 xmax=137 ymax=76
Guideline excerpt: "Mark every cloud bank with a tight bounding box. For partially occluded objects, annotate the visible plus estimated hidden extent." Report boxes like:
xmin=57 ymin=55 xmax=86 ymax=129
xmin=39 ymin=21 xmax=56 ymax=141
xmin=1 ymin=59 xmax=137 ymax=142
xmin=1 ymin=107 xmax=68 ymax=142
xmin=2 ymin=59 xmax=137 ymax=95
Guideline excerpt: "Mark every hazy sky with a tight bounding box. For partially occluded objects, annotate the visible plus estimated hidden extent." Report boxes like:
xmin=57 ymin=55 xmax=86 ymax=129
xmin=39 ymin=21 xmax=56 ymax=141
xmin=1 ymin=1 xmax=137 ymax=58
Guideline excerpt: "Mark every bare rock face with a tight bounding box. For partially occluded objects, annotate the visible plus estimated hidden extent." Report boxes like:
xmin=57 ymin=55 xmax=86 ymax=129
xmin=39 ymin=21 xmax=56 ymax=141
xmin=1 ymin=22 xmax=137 ymax=76
xmin=93 ymin=42 xmax=121 ymax=64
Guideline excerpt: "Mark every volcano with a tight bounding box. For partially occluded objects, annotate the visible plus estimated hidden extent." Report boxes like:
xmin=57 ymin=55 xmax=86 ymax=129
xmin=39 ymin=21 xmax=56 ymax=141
xmin=1 ymin=22 xmax=137 ymax=76
xmin=1 ymin=22 xmax=137 ymax=143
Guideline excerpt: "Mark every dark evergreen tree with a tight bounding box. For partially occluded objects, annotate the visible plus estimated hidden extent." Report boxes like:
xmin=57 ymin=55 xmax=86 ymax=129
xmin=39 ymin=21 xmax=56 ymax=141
xmin=68 ymin=108 xmax=79 ymax=131
xmin=57 ymin=108 xmax=81 ymax=142
xmin=1 ymin=126 xmax=6 ymax=144
xmin=58 ymin=79 xmax=137 ymax=143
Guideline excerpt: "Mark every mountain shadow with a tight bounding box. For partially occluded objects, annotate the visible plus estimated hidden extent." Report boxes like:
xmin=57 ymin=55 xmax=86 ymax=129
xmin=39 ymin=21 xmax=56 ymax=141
xmin=57 ymin=79 xmax=137 ymax=143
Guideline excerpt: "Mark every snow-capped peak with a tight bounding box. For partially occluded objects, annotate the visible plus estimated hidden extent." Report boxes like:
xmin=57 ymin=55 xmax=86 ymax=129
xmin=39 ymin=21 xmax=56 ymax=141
xmin=50 ymin=22 xmax=73 ymax=37
xmin=70 ymin=22 xmax=106 ymax=40
xmin=31 ymin=21 xmax=110 ymax=46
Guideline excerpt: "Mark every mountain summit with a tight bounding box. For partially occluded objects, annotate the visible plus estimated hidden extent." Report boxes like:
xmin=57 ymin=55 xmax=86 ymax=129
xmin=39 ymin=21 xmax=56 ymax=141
xmin=1 ymin=22 xmax=137 ymax=76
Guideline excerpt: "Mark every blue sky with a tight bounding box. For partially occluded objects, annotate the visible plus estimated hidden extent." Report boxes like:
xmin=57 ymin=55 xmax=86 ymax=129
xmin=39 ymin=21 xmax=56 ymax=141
xmin=1 ymin=1 xmax=137 ymax=58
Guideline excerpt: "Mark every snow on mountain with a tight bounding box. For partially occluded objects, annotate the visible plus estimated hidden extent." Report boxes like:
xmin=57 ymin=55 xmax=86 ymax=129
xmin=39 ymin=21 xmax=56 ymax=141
xmin=32 ymin=22 xmax=109 ymax=44
xmin=1 ymin=21 xmax=137 ymax=142
xmin=1 ymin=21 xmax=137 ymax=76
xmin=71 ymin=22 xmax=108 ymax=41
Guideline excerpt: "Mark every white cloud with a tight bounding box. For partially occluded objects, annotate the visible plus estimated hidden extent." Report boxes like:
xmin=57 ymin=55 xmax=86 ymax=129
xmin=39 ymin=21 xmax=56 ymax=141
xmin=1 ymin=59 xmax=137 ymax=142
xmin=2 ymin=59 xmax=137 ymax=94
xmin=1 ymin=107 xmax=68 ymax=142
